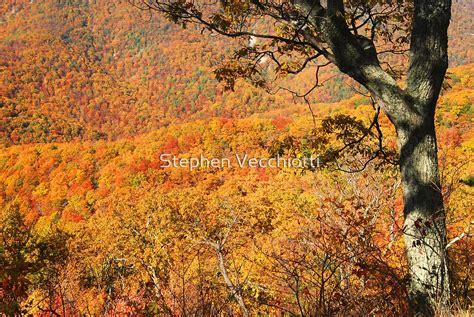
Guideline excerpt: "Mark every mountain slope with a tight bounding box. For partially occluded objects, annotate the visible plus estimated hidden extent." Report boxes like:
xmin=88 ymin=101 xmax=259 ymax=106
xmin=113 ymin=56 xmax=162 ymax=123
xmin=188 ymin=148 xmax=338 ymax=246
xmin=1 ymin=0 xmax=473 ymax=145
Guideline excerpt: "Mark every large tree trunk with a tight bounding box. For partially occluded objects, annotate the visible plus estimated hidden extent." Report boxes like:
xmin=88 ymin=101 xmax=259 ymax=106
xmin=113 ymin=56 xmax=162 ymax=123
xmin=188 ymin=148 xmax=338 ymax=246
xmin=397 ymin=114 xmax=450 ymax=315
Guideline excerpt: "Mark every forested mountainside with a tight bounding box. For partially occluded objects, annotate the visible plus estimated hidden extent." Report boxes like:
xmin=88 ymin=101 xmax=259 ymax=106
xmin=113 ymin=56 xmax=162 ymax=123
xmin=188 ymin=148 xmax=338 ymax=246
xmin=1 ymin=0 xmax=473 ymax=145
xmin=0 ymin=0 xmax=473 ymax=314
xmin=2 ymin=63 xmax=472 ymax=222
xmin=0 ymin=63 xmax=472 ymax=315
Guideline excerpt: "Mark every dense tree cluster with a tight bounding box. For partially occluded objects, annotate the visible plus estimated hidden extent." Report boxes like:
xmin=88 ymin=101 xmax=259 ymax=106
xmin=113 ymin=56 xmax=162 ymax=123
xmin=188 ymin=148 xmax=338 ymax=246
xmin=0 ymin=0 xmax=473 ymax=146
xmin=0 ymin=68 xmax=472 ymax=314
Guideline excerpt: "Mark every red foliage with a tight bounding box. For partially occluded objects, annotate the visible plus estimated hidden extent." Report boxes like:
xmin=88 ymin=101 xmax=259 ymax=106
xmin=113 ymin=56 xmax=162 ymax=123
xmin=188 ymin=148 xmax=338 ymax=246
xmin=272 ymin=117 xmax=293 ymax=130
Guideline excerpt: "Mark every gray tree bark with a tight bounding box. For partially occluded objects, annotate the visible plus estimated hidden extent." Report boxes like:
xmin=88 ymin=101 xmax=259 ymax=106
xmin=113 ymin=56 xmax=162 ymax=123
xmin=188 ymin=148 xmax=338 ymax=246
xmin=398 ymin=117 xmax=450 ymax=314
xmin=215 ymin=246 xmax=249 ymax=317
xmin=206 ymin=240 xmax=249 ymax=317
xmin=398 ymin=1 xmax=451 ymax=314
xmin=297 ymin=0 xmax=453 ymax=314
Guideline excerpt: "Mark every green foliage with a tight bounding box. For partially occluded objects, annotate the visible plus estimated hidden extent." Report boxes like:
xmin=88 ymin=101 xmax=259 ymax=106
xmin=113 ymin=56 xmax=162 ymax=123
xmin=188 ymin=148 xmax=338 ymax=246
xmin=269 ymin=113 xmax=397 ymax=171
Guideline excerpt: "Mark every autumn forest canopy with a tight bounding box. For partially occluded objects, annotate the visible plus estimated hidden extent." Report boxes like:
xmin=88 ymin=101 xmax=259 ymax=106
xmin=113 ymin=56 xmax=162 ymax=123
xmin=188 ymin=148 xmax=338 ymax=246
xmin=0 ymin=0 xmax=473 ymax=316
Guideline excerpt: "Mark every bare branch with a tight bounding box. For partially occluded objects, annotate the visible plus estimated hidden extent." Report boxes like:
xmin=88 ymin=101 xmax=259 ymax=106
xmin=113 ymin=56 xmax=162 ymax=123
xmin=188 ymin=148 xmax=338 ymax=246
xmin=446 ymin=221 xmax=473 ymax=249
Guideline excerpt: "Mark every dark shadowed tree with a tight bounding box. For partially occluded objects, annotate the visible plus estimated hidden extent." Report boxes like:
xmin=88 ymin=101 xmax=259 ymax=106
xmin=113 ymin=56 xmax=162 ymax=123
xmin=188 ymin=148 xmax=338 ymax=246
xmin=131 ymin=0 xmax=452 ymax=314
xmin=0 ymin=203 xmax=70 ymax=315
